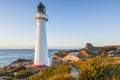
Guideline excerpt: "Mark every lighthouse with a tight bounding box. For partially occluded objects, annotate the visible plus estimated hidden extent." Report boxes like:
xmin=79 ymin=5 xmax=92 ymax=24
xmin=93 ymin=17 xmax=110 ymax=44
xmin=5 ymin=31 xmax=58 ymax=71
xmin=34 ymin=2 xmax=48 ymax=67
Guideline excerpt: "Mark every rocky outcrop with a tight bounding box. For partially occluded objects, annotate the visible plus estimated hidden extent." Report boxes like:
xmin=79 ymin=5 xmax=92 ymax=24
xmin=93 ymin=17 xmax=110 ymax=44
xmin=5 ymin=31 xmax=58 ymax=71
xmin=52 ymin=51 xmax=68 ymax=60
xmin=85 ymin=43 xmax=94 ymax=49
xmin=77 ymin=49 xmax=90 ymax=57
xmin=10 ymin=59 xmax=33 ymax=67
xmin=85 ymin=43 xmax=99 ymax=51
xmin=0 ymin=59 xmax=37 ymax=80
xmin=76 ymin=49 xmax=96 ymax=58
xmin=52 ymin=43 xmax=120 ymax=64
xmin=98 ymin=46 xmax=120 ymax=56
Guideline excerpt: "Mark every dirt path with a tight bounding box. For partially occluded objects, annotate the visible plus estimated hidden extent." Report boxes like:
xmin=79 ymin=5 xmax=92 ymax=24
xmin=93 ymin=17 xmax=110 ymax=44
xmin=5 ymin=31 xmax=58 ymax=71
xmin=69 ymin=65 xmax=78 ymax=79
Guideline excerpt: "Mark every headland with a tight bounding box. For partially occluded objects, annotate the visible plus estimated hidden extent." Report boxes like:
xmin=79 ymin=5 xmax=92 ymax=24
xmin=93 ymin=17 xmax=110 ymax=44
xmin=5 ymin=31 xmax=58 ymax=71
xmin=0 ymin=43 xmax=120 ymax=80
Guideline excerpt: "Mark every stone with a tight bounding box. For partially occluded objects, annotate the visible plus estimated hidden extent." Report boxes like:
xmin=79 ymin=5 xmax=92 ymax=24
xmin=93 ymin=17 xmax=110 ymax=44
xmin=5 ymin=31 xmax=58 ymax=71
xmin=85 ymin=43 xmax=94 ymax=49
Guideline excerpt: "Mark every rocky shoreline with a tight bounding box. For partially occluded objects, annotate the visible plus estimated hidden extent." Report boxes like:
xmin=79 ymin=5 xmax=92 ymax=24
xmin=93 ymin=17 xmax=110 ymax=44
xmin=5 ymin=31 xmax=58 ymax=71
xmin=0 ymin=59 xmax=33 ymax=80
xmin=52 ymin=43 xmax=120 ymax=63
xmin=0 ymin=43 xmax=120 ymax=79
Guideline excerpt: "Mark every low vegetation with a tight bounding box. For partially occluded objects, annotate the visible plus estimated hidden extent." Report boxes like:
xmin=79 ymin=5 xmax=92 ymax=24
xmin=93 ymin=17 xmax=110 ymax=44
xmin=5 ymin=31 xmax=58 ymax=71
xmin=71 ymin=56 xmax=120 ymax=80
xmin=15 ymin=70 xmax=33 ymax=79
xmin=29 ymin=56 xmax=120 ymax=80
xmin=10 ymin=66 xmax=26 ymax=73
xmin=28 ymin=62 xmax=73 ymax=80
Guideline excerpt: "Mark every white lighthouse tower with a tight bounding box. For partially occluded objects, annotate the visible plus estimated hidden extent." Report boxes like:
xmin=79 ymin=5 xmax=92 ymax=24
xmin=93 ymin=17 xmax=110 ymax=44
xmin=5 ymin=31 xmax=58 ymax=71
xmin=34 ymin=2 xmax=48 ymax=67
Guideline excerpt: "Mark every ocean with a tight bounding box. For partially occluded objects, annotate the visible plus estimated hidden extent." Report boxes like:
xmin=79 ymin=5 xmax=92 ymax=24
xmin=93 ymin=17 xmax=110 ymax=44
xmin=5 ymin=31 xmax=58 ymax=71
xmin=0 ymin=49 xmax=61 ymax=68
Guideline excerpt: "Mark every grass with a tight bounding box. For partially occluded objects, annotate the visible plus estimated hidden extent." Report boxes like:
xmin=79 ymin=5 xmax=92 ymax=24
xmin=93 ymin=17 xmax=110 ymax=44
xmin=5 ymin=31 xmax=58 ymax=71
xmin=28 ymin=62 xmax=73 ymax=80
xmin=71 ymin=56 xmax=120 ymax=80
xmin=29 ymin=56 xmax=120 ymax=80
xmin=1 ymin=56 xmax=120 ymax=80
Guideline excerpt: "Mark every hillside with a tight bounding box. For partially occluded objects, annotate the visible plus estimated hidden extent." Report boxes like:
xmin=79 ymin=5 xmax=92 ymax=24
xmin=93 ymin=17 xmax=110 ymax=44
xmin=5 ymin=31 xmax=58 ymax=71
xmin=28 ymin=56 xmax=120 ymax=80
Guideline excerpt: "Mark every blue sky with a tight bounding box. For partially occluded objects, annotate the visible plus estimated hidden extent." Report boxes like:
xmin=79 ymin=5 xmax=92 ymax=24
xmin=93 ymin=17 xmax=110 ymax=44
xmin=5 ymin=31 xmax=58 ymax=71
xmin=0 ymin=0 xmax=120 ymax=49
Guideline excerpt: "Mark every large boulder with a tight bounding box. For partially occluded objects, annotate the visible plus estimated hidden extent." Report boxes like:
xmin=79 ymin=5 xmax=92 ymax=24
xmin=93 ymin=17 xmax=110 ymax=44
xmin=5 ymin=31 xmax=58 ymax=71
xmin=85 ymin=43 xmax=94 ymax=50
xmin=85 ymin=43 xmax=100 ymax=52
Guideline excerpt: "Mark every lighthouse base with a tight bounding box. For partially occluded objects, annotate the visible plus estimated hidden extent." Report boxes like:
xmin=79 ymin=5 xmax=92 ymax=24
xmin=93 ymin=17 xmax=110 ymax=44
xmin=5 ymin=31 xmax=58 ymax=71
xmin=33 ymin=65 xmax=47 ymax=68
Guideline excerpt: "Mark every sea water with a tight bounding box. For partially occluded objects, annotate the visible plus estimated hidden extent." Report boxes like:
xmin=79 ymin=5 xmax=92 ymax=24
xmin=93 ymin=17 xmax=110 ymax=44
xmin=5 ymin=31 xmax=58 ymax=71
xmin=0 ymin=49 xmax=60 ymax=68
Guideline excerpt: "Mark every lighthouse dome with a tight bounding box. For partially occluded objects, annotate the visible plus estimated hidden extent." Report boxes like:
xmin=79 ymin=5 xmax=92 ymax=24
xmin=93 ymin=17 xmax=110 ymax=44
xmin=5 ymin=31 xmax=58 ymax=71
xmin=37 ymin=2 xmax=46 ymax=14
